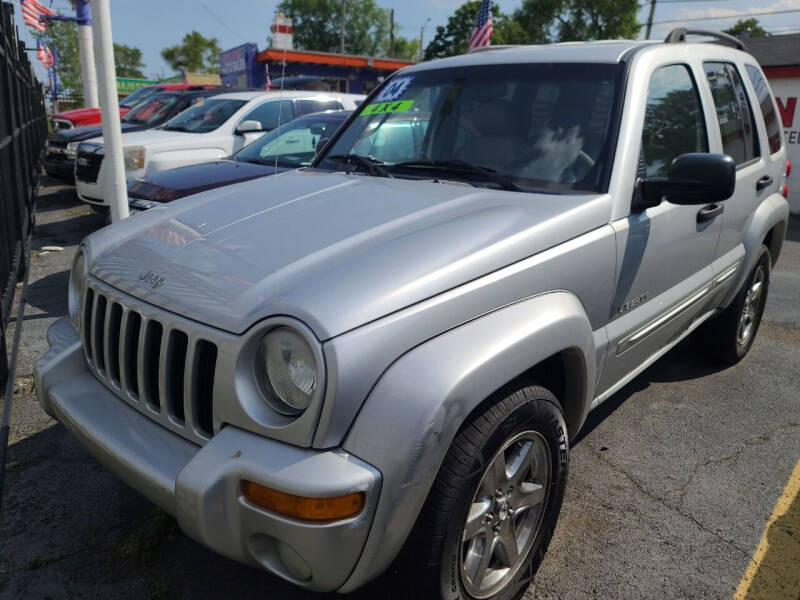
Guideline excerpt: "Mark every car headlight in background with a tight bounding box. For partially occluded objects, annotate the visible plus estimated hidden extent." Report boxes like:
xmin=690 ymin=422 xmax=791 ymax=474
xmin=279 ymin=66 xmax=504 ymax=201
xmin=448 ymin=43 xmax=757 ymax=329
xmin=65 ymin=141 xmax=80 ymax=158
xmin=258 ymin=327 xmax=318 ymax=415
xmin=123 ymin=146 xmax=145 ymax=171
xmin=67 ymin=250 xmax=87 ymax=331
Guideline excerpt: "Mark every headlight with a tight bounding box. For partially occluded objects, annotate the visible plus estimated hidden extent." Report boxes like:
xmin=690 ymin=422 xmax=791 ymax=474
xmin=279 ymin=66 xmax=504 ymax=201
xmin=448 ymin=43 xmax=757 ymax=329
xmin=123 ymin=146 xmax=145 ymax=171
xmin=65 ymin=141 xmax=80 ymax=158
xmin=258 ymin=327 xmax=318 ymax=415
xmin=67 ymin=250 xmax=87 ymax=331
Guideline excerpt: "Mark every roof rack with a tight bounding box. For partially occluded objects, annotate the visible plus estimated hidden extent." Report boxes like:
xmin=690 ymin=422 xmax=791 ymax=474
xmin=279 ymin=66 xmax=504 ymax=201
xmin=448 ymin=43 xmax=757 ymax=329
xmin=665 ymin=28 xmax=747 ymax=52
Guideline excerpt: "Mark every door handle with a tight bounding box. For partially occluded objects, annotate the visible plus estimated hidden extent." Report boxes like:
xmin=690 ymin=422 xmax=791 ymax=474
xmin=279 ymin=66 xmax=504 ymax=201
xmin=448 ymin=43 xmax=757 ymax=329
xmin=756 ymin=175 xmax=773 ymax=191
xmin=697 ymin=202 xmax=724 ymax=223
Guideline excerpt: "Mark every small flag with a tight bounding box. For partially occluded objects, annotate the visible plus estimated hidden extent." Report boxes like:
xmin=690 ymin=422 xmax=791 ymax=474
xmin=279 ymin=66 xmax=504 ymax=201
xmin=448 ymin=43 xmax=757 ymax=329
xmin=36 ymin=38 xmax=54 ymax=68
xmin=467 ymin=0 xmax=493 ymax=51
xmin=20 ymin=0 xmax=55 ymax=33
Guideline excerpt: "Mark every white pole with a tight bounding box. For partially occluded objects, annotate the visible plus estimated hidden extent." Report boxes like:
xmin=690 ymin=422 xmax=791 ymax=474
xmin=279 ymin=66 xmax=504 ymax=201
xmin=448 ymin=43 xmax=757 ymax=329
xmin=75 ymin=1 xmax=99 ymax=108
xmin=90 ymin=0 xmax=128 ymax=222
xmin=77 ymin=24 xmax=99 ymax=107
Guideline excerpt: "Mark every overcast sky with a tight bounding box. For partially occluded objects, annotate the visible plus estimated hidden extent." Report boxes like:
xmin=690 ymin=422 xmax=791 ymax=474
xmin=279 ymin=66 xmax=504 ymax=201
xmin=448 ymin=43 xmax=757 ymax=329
xmin=12 ymin=0 xmax=800 ymax=83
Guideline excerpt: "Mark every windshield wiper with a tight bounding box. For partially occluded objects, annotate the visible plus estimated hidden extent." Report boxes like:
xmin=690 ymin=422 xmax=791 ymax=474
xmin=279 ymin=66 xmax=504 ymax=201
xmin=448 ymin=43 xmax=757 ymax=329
xmin=326 ymin=154 xmax=393 ymax=178
xmin=161 ymin=125 xmax=187 ymax=132
xmin=394 ymin=159 xmax=522 ymax=191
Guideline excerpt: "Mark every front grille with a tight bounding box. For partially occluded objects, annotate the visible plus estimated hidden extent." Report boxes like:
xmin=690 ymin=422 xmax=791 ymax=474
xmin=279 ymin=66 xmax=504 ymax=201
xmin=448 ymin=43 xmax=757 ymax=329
xmin=75 ymin=150 xmax=103 ymax=182
xmin=81 ymin=282 xmax=218 ymax=443
xmin=46 ymin=140 xmax=67 ymax=158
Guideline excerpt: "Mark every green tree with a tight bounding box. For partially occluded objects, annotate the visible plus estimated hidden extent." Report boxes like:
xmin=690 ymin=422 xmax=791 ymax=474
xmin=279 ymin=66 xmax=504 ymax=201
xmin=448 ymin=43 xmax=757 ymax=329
xmin=277 ymin=0 xmax=392 ymax=56
xmin=424 ymin=1 xmax=529 ymax=60
xmin=40 ymin=21 xmax=81 ymax=96
xmin=513 ymin=0 xmax=564 ymax=44
xmin=114 ymin=43 xmax=146 ymax=79
xmin=391 ymin=36 xmax=421 ymax=61
xmin=554 ymin=0 xmax=640 ymax=41
xmin=161 ymin=31 xmax=221 ymax=74
xmin=724 ymin=18 xmax=768 ymax=38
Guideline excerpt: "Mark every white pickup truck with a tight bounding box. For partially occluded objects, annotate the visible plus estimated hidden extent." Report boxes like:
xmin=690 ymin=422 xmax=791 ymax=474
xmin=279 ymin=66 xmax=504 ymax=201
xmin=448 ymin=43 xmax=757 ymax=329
xmin=74 ymin=90 xmax=364 ymax=208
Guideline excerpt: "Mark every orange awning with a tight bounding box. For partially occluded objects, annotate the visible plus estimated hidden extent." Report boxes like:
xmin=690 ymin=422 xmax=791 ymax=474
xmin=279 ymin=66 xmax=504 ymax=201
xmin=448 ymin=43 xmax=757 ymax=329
xmin=257 ymin=48 xmax=414 ymax=71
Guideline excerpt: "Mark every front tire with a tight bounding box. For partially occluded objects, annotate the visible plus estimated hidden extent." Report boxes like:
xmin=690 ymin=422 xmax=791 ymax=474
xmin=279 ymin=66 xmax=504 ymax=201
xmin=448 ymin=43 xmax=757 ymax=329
xmin=401 ymin=385 xmax=569 ymax=600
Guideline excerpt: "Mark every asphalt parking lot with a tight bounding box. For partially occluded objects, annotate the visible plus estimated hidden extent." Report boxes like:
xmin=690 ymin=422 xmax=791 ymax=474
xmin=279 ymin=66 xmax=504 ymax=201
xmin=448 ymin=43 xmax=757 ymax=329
xmin=0 ymin=178 xmax=798 ymax=599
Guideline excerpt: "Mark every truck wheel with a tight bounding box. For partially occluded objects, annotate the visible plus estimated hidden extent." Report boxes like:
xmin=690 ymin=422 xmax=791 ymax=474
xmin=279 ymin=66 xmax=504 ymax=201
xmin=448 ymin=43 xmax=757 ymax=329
xmin=402 ymin=385 xmax=569 ymax=600
xmin=700 ymin=245 xmax=770 ymax=365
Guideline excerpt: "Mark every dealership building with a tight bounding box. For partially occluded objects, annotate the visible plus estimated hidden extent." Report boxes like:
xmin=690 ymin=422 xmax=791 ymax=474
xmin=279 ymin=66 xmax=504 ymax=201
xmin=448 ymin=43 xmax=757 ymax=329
xmin=739 ymin=32 xmax=800 ymax=214
xmin=219 ymin=14 xmax=414 ymax=95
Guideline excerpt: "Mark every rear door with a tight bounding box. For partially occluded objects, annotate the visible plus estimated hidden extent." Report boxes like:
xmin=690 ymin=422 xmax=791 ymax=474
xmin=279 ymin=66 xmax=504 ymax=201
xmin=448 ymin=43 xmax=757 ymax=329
xmin=599 ymin=63 xmax=722 ymax=395
xmin=233 ymin=99 xmax=295 ymax=151
xmin=702 ymin=61 xmax=776 ymax=272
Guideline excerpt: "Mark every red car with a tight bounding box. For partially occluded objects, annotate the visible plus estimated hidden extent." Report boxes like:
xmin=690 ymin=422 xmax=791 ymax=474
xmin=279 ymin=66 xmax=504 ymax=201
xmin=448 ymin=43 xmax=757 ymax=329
xmin=50 ymin=83 xmax=218 ymax=130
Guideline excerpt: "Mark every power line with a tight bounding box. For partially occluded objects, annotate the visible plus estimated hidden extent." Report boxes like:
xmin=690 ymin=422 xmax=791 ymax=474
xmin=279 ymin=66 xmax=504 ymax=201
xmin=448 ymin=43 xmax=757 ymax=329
xmin=652 ymin=8 xmax=800 ymax=25
xmin=197 ymin=0 xmax=246 ymax=42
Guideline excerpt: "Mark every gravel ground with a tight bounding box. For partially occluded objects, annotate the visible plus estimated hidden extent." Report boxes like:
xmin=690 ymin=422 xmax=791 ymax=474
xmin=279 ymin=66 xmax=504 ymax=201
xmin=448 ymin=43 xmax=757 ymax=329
xmin=0 ymin=178 xmax=798 ymax=599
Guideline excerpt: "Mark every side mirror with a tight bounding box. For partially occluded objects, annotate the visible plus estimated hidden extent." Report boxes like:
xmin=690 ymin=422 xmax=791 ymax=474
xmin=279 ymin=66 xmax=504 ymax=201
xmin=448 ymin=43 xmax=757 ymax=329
xmin=638 ymin=153 xmax=735 ymax=209
xmin=236 ymin=120 xmax=262 ymax=135
xmin=315 ymin=136 xmax=331 ymax=154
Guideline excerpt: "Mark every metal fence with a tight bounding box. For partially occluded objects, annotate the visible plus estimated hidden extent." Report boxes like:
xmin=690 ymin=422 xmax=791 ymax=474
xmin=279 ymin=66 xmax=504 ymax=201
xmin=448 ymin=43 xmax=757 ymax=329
xmin=0 ymin=1 xmax=47 ymax=390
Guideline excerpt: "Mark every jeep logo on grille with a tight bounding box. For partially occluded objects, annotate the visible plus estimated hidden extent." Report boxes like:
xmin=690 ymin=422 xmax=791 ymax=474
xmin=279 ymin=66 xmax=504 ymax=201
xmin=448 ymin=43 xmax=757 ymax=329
xmin=77 ymin=157 xmax=89 ymax=166
xmin=139 ymin=270 xmax=166 ymax=289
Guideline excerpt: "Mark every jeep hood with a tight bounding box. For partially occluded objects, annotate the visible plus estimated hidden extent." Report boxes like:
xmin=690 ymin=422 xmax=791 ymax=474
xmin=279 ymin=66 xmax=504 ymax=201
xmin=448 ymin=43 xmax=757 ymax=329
xmin=88 ymin=170 xmax=610 ymax=339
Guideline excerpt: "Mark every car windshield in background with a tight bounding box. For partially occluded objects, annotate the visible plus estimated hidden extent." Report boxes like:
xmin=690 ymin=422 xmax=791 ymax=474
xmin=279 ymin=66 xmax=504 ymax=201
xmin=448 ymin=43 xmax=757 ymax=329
xmin=161 ymin=98 xmax=247 ymax=133
xmin=119 ymin=86 xmax=159 ymax=108
xmin=236 ymin=114 xmax=347 ymax=168
xmin=317 ymin=63 xmax=624 ymax=193
xmin=122 ymin=94 xmax=182 ymax=125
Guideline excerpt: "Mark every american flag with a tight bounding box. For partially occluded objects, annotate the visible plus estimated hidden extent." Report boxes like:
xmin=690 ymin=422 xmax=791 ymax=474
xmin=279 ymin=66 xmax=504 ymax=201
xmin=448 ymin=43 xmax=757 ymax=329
xmin=20 ymin=0 xmax=55 ymax=32
xmin=467 ymin=0 xmax=493 ymax=51
xmin=36 ymin=38 xmax=54 ymax=68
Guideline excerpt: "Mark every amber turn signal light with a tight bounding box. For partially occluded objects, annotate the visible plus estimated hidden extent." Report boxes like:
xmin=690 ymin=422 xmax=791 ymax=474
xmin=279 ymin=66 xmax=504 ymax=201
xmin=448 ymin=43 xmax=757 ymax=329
xmin=241 ymin=480 xmax=365 ymax=521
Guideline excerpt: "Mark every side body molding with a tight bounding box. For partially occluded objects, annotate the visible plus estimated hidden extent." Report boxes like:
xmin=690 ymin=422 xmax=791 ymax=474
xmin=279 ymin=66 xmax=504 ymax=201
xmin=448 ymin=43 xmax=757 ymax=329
xmin=339 ymin=291 xmax=595 ymax=592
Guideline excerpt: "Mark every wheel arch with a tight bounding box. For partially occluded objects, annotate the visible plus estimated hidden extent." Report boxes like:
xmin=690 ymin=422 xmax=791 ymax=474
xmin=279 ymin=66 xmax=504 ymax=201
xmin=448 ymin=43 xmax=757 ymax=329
xmin=339 ymin=291 xmax=595 ymax=592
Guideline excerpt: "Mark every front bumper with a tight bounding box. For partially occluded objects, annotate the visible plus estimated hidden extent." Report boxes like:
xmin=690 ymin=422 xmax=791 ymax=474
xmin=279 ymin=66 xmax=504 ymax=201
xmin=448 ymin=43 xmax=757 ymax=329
xmin=35 ymin=317 xmax=381 ymax=592
xmin=42 ymin=153 xmax=75 ymax=182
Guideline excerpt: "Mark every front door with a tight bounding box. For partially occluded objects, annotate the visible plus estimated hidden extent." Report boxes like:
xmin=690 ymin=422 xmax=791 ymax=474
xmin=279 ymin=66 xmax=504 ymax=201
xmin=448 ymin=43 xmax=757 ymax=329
xmin=598 ymin=63 xmax=722 ymax=396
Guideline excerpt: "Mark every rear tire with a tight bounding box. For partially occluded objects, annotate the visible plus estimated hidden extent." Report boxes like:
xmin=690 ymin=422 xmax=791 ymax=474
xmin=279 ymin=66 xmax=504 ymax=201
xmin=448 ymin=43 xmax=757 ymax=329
xmin=399 ymin=385 xmax=569 ymax=600
xmin=697 ymin=245 xmax=770 ymax=365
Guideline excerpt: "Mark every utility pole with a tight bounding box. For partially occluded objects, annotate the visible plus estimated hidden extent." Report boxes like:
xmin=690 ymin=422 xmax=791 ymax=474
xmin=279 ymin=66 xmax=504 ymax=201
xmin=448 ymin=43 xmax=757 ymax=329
xmin=389 ymin=9 xmax=395 ymax=58
xmin=340 ymin=0 xmax=346 ymax=53
xmin=645 ymin=0 xmax=657 ymax=40
xmin=90 ymin=0 xmax=128 ymax=222
xmin=419 ymin=17 xmax=430 ymax=62
xmin=75 ymin=0 xmax=98 ymax=107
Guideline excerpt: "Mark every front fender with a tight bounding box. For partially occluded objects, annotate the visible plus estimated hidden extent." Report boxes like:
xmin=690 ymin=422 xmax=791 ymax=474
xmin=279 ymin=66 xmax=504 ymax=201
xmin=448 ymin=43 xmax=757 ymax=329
xmin=339 ymin=291 xmax=595 ymax=592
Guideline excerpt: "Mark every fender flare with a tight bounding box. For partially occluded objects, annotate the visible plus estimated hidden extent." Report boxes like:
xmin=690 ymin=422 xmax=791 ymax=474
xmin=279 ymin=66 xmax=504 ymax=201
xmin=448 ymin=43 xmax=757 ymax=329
xmin=721 ymin=194 xmax=789 ymax=307
xmin=339 ymin=291 xmax=595 ymax=592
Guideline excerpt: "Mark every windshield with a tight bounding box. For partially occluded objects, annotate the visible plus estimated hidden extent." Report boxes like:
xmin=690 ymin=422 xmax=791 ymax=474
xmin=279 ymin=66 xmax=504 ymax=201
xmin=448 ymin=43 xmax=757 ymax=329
xmin=236 ymin=114 xmax=346 ymax=168
xmin=122 ymin=94 xmax=182 ymax=125
xmin=161 ymin=98 xmax=247 ymax=133
xmin=120 ymin=85 xmax=159 ymax=108
xmin=317 ymin=63 xmax=623 ymax=193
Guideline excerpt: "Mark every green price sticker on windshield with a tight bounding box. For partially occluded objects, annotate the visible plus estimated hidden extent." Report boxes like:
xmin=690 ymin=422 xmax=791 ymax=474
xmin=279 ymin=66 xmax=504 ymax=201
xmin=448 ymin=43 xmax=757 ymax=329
xmin=361 ymin=99 xmax=415 ymax=116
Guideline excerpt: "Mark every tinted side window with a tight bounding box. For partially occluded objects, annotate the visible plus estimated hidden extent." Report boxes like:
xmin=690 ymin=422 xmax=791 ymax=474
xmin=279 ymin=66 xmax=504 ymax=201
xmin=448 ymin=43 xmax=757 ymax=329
xmin=296 ymin=99 xmax=343 ymax=115
xmin=642 ymin=65 xmax=708 ymax=177
xmin=242 ymin=100 xmax=294 ymax=131
xmin=704 ymin=62 xmax=759 ymax=164
xmin=745 ymin=64 xmax=782 ymax=154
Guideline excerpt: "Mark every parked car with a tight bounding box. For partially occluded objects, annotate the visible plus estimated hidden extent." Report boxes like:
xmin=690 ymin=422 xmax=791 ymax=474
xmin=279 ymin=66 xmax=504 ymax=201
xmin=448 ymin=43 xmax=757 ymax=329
xmin=43 ymin=89 xmax=223 ymax=183
xmin=74 ymin=90 xmax=364 ymax=209
xmin=268 ymin=75 xmax=331 ymax=91
xmin=37 ymin=32 xmax=790 ymax=598
xmin=50 ymin=83 xmax=219 ymax=130
xmin=127 ymin=110 xmax=351 ymax=213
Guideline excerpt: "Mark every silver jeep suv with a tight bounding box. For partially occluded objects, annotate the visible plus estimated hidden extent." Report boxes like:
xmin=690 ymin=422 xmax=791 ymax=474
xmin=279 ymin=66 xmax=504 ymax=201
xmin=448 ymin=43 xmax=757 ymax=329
xmin=36 ymin=30 xmax=790 ymax=598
